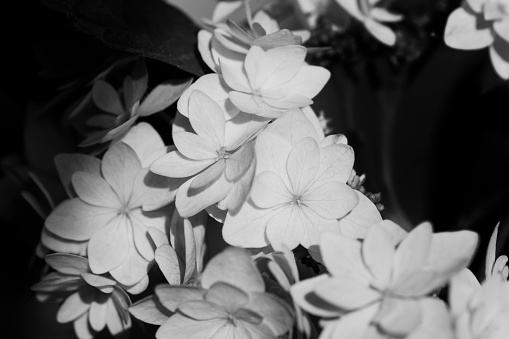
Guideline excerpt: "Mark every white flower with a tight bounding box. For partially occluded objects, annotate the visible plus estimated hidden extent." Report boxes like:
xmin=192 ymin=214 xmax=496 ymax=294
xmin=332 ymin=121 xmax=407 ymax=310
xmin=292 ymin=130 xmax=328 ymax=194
xmin=223 ymin=109 xmax=381 ymax=251
xmin=31 ymin=253 xmax=132 ymax=339
xmin=335 ymin=0 xmax=403 ymax=46
xmin=444 ymin=0 xmax=509 ymax=79
xmin=291 ymin=220 xmax=478 ymax=338
xmin=485 ymin=222 xmax=508 ymax=280
xmin=130 ymin=247 xmax=294 ymax=339
xmin=151 ymin=90 xmax=268 ymax=217
xmin=45 ymin=142 xmax=175 ymax=286
xmin=220 ymin=45 xmax=330 ymax=118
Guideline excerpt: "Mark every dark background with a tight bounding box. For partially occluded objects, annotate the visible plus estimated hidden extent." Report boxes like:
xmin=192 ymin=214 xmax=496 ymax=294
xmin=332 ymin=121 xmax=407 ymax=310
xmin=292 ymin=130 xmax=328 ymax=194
xmin=1 ymin=0 xmax=509 ymax=338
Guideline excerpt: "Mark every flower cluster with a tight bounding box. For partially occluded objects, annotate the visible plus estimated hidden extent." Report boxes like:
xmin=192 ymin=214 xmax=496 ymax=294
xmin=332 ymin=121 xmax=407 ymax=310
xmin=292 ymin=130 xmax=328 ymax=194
xmin=20 ymin=0 xmax=509 ymax=338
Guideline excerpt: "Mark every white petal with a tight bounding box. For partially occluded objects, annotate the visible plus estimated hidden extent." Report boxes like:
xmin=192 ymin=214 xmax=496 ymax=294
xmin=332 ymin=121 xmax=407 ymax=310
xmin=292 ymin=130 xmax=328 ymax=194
xmin=190 ymin=161 xmax=225 ymax=191
xmin=101 ymin=142 xmax=142 ymax=203
xmin=444 ymin=8 xmax=493 ymax=50
xmin=92 ymin=80 xmax=124 ymax=115
xmin=315 ymin=276 xmax=380 ymax=311
xmin=137 ymin=78 xmax=192 ymax=117
xmin=391 ymin=222 xmax=432 ymax=294
xmin=81 ymin=273 xmax=116 ymax=293
xmin=314 ymin=143 xmax=354 ymax=185
xmin=173 ymin=132 xmax=218 ymax=160
xmin=298 ymin=208 xmax=341 ymax=249
xmin=205 ymin=282 xmax=249 ymax=312
xmin=129 ymin=295 xmax=171 ymax=326
xmin=290 ymin=274 xmax=343 ymax=318
xmin=55 ymin=153 xmax=101 ymax=198
xmin=176 ymin=173 xmax=230 ymax=218
xmin=156 ymin=313 xmax=225 ymax=339
xmin=406 ymin=299 xmax=454 ymax=339
xmin=225 ymin=140 xmax=256 ymax=181
xmin=486 ymin=222 xmax=501 ymax=278
xmin=222 ymin=200 xmax=273 ymax=248
xmin=40 ymin=227 xmax=88 ymax=256
xmin=109 ymin=237 xmax=151 ymax=286
xmin=325 ymin=303 xmax=380 ymax=339
xmin=150 ymin=151 xmax=214 ymax=178
xmin=224 ymin=112 xmax=270 ymax=150
xmin=375 ymin=298 xmax=422 ymax=337
xmin=369 ymin=8 xmax=403 ymax=22
xmin=45 ymin=198 xmax=117 ymax=241
xmin=319 ymin=232 xmax=372 ymax=284
xmin=45 ymin=253 xmax=90 ymax=275
xmin=364 ymin=18 xmax=397 ymax=46
xmin=221 ymin=57 xmax=252 ymax=93
xmin=88 ymin=216 xmax=129 ymax=274
xmin=72 ymin=172 xmax=121 ymax=209
xmin=245 ymin=292 xmax=294 ymax=336
xmin=129 ymin=213 xmax=156 ymax=261
xmin=302 ymin=181 xmax=358 ymax=219
xmin=155 ymin=285 xmax=205 ymax=312
xmin=130 ymin=169 xmax=176 ymax=211
xmin=266 ymin=205 xmax=306 ymax=250
xmin=57 ymin=290 xmax=92 ymax=323
xmin=73 ymin=312 xmax=94 ymax=339
xmin=338 ymin=191 xmax=382 ymax=239
xmin=286 ymin=137 xmax=320 ymax=195
xmin=490 ymin=40 xmax=509 ymax=79
xmin=197 ymin=29 xmax=218 ymax=72
xmin=120 ymin=122 xmax=167 ymax=167
xmin=448 ymin=268 xmax=480 ymax=317
xmin=362 ymin=223 xmax=395 ymax=289
xmin=285 ymin=65 xmax=331 ymax=99
xmin=105 ymin=293 xmax=132 ymax=336
xmin=89 ymin=298 xmax=108 ymax=332
xmin=201 ymin=247 xmax=265 ymax=292
xmin=229 ymin=91 xmax=286 ymax=117
xmin=250 ymin=171 xmax=292 ymax=209
xmin=177 ymin=74 xmax=239 ymax=120
xmin=188 ymin=90 xmax=226 ymax=147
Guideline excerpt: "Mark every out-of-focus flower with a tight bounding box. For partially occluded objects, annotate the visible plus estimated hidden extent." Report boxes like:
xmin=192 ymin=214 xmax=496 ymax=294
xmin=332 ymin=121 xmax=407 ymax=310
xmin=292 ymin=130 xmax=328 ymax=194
xmin=150 ymin=90 xmax=268 ymax=217
xmin=335 ymin=0 xmax=403 ymax=46
xmin=31 ymin=253 xmax=132 ymax=339
xmin=80 ymin=58 xmax=192 ymax=146
xmin=444 ymin=0 xmax=509 ymax=79
xmin=485 ymin=222 xmax=508 ymax=280
xmin=449 ymin=269 xmax=509 ymax=339
xmin=291 ymin=220 xmax=478 ymax=338
xmin=45 ymin=142 xmax=175 ymax=286
xmin=130 ymin=247 xmax=294 ymax=339
xmin=221 ymin=45 xmax=330 ymax=118
xmin=223 ymin=109 xmax=381 ymax=251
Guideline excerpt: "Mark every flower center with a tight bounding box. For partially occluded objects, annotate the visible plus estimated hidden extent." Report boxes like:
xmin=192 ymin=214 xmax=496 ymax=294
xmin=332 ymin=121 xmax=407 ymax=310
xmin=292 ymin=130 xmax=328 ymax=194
xmin=216 ymin=147 xmax=231 ymax=161
xmin=290 ymin=195 xmax=302 ymax=207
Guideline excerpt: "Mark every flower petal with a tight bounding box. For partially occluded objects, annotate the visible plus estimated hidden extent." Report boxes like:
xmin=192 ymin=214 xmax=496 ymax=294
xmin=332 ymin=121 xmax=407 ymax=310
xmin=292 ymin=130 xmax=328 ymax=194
xmin=338 ymin=191 xmax=382 ymax=239
xmin=45 ymin=198 xmax=117 ymax=241
xmin=156 ymin=313 xmax=226 ymax=339
xmin=285 ymin=65 xmax=331 ymax=99
xmin=57 ymin=290 xmax=93 ymax=323
xmin=245 ymin=292 xmax=294 ymax=336
xmin=315 ymin=276 xmax=380 ymax=311
xmin=150 ymin=151 xmax=214 ymax=178
xmin=221 ymin=57 xmax=252 ymax=92
xmin=72 ymin=172 xmax=121 ymax=209
xmin=155 ymin=285 xmax=205 ymax=312
xmin=120 ymin=122 xmax=167 ymax=168
xmin=290 ymin=274 xmax=343 ymax=318
xmin=189 ymin=161 xmax=225 ymax=191
xmin=375 ymin=298 xmax=422 ymax=337
xmin=109 ymin=238 xmax=152 ymax=287
xmin=55 ymin=153 xmax=102 ymax=198
xmin=229 ymin=91 xmax=286 ymax=118
xmin=188 ymin=90 xmax=226 ymax=147
xmin=205 ymin=282 xmax=249 ymax=312
xmin=266 ymin=205 xmax=306 ymax=250
xmin=406 ymin=299 xmax=453 ymax=339
xmin=302 ymin=181 xmax=358 ymax=219
xmin=490 ymin=40 xmax=509 ymax=79
xmin=323 ymin=303 xmax=380 ymax=339
xmin=172 ymin=131 xmax=219 ymax=160
xmin=444 ymin=7 xmax=493 ymax=50
xmin=89 ymin=297 xmax=108 ymax=332
xmin=362 ymin=223 xmax=395 ymax=289
xmin=129 ymin=295 xmax=172 ymax=326
xmin=201 ymin=247 xmax=265 ymax=292
xmin=45 ymin=253 xmax=90 ymax=275
xmin=92 ymin=80 xmax=124 ymax=115
xmin=250 ymin=171 xmax=292 ymax=209
xmin=364 ymin=19 xmax=397 ymax=46
xmin=88 ymin=216 xmax=129 ymax=275
xmin=448 ymin=268 xmax=480 ymax=317
xmin=137 ymin=78 xmax=192 ymax=117
xmin=101 ymin=142 xmax=142 ymax=203
xmin=286 ymin=137 xmax=320 ymax=195
xmin=225 ymin=140 xmax=256 ymax=182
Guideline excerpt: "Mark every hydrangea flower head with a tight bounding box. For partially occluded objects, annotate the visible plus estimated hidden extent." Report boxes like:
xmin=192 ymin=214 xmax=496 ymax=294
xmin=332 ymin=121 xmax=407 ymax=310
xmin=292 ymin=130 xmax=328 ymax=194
xmin=335 ymin=0 xmax=403 ymax=46
xmin=45 ymin=141 xmax=175 ymax=286
xmin=31 ymin=253 xmax=132 ymax=339
xmin=291 ymin=220 xmax=478 ymax=338
xmin=130 ymin=247 xmax=294 ymax=339
xmin=445 ymin=0 xmax=509 ymax=79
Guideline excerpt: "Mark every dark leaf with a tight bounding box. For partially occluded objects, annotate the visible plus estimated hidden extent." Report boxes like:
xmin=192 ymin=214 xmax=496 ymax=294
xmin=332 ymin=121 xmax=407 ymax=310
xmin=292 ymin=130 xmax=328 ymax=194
xmin=38 ymin=0 xmax=208 ymax=76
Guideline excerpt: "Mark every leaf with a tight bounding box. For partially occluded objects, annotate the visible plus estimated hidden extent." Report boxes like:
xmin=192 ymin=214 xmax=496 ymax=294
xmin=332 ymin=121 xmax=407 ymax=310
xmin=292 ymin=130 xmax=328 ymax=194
xmin=38 ymin=0 xmax=207 ymax=76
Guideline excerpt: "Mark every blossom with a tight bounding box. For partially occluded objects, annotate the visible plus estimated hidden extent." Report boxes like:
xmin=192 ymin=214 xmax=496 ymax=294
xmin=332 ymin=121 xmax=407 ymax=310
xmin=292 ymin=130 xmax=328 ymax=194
xmin=444 ymin=0 xmax=509 ymax=79
xmin=130 ymin=247 xmax=294 ymax=339
xmin=220 ymin=45 xmax=331 ymax=118
xmin=150 ymin=90 xmax=268 ymax=217
xmin=45 ymin=142 xmax=175 ymax=286
xmin=223 ymin=108 xmax=381 ymax=251
xmin=291 ymin=220 xmax=478 ymax=338
xmin=31 ymin=253 xmax=132 ymax=339
xmin=80 ymin=58 xmax=192 ymax=146
xmin=449 ymin=269 xmax=509 ymax=339
xmin=335 ymin=0 xmax=403 ymax=46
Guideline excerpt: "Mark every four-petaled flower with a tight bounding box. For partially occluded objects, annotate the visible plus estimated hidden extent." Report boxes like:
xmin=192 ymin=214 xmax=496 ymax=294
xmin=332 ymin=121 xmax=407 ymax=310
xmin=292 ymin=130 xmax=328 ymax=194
xmin=291 ymin=220 xmax=478 ymax=338
xmin=31 ymin=253 xmax=132 ymax=339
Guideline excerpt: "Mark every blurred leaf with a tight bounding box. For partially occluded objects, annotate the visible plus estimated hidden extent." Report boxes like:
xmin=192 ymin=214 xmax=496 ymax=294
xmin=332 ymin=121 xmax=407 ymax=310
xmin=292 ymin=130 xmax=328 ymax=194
xmin=38 ymin=0 xmax=207 ymax=76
